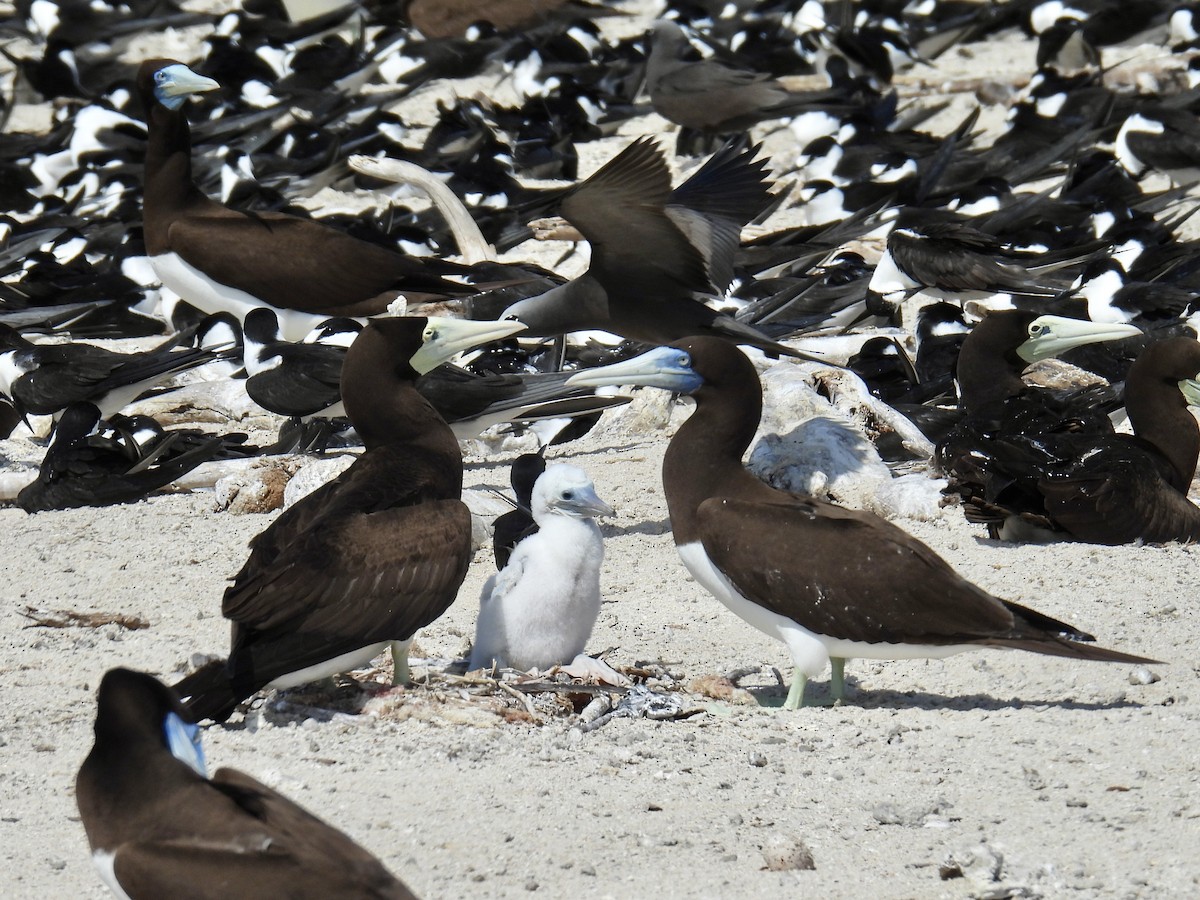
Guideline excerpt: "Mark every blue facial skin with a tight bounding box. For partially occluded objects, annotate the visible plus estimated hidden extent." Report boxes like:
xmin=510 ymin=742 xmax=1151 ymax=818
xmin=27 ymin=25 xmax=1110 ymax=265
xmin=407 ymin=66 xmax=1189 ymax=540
xmin=567 ymin=345 xmax=706 ymax=394
xmin=153 ymin=64 xmax=217 ymax=111
xmin=163 ymin=710 xmax=207 ymax=777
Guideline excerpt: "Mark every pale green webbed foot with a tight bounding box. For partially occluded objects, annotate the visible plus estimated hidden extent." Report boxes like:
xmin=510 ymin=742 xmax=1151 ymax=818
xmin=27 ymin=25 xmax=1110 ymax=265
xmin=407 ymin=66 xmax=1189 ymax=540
xmin=391 ymin=641 xmax=410 ymax=686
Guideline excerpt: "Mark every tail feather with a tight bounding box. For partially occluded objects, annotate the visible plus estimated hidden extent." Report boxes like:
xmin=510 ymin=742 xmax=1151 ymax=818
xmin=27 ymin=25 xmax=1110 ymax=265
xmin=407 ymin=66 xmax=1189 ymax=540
xmin=998 ymin=637 xmax=1163 ymax=667
xmin=173 ymin=660 xmax=244 ymax=724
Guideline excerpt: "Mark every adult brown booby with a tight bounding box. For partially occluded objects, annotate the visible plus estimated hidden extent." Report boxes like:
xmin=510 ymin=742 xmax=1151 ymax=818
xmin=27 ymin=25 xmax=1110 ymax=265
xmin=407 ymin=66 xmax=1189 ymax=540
xmin=499 ymin=137 xmax=817 ymax=360
xmin=78 ymin=668 xmax=415 ymax=899
xmin=952 ymin=310 xmax=1142 ymax=417
xmin=951 ymin=337 xmax=1200 ymax=545
xmin=568 ymin=337 xmax=1157 ymax=708
xmin=137 ymin=60 xmax=482 ymax=341
xmin=939 ymin=310 xmax=1144 ymax=539
xmin=174 ymin=315 xmax=524 ymax=723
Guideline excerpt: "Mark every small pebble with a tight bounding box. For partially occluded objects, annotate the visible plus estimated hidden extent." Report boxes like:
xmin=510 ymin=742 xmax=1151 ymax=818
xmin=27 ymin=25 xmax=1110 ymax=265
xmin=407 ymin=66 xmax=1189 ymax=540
xmin=872 ymin=802 xmax=903 ymax=825
xmin=747 ymin=750 xmax=768 ymax=767
xmin=1128 ymin=667 xmax=1160 ymax=686
xmin=761 ymin=833 xmax=815 ymax=871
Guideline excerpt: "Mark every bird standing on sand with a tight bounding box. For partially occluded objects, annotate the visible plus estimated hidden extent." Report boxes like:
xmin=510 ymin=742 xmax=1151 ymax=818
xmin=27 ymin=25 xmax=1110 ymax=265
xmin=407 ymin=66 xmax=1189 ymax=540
xmin=568 ymin=337 xmax=1157 ymax=708
xmin=470 ymin=463 xmax=611 ymax=671
xmin=137 ymin=60 xmax=492 ymax=340
xmin=174 ymin=316 xmax=525 ymax=722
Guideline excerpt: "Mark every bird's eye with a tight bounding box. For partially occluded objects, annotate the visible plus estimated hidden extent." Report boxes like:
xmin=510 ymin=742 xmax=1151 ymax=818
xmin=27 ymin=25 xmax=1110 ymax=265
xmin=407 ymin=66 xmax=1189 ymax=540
xmin=425 ymin=327 xmax=438 ymax=341
xmin=562 ymin=490 xmax=574 ymax=500
xmin=677 ymin=353 xmax=691 ymax=368
xmin=1028 ymin=323 xmax=1046 ymax=336
xmin=155 ymin=70 xmax=168 ymax=84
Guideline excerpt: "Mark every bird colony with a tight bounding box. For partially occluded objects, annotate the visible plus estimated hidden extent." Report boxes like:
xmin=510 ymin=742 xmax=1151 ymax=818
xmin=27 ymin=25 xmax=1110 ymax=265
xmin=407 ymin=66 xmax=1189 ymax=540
xmin=3 ymin=0 xmax=1200 ymax=897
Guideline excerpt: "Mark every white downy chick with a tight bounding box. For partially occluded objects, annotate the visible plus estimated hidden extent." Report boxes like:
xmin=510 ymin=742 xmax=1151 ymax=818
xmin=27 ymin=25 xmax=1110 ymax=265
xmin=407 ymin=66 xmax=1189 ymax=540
xmin=469 ymin=464 xmax=612 ymax=671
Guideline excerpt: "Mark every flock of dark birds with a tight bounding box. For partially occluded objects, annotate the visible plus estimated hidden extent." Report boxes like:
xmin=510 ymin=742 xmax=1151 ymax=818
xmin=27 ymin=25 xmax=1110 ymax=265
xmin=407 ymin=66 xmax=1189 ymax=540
xmin=5 ymin=0 xmax=1200 ymax=894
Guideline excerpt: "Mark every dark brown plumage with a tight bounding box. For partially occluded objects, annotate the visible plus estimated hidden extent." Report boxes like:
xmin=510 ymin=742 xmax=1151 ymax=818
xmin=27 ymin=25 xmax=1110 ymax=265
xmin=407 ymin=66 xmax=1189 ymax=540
xmin=138 ymin=60 xmax=475 ymax=324
xmin=644 ymin=21 xmax=850 ymax=141
xmin=501 ymin=137 xmax=814 ymax=358
xmin=175 ymin=317 xmax=522 ymax=722
xmin=569 ymin=337 xmax=1158 ymax=707
xmin=956 ymin=338 xmax=1200 ymax=545
xmin=78 ymin=668 xmax=415 ymax=899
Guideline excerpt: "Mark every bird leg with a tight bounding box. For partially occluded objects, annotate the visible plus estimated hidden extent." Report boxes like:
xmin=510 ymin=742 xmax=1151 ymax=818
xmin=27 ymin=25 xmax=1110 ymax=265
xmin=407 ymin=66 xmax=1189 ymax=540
xmin=830 ymin=657 xmax=847 ymax=706
xmin=390 ymin=640 xmax=411 ymax=686
xmin=783 ymin=669 xmax=809 ymax=710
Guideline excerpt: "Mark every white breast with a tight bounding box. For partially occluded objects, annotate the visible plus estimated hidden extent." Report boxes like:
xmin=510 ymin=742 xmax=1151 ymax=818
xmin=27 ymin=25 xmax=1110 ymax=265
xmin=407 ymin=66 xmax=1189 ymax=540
xmin=151 ymin=253 xmax=348 ymax=342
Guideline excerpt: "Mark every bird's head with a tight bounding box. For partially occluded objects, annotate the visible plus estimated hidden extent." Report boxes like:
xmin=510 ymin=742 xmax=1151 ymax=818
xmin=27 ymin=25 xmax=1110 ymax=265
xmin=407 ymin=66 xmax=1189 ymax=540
xmin=92 ymin=668 xmax=207 ymax=777
xmin=140 ymin=59 xmax=219 ymax=111
xmin=566 ymin=342 xmax=708 ymax=394
xmin=534 ymin=464 xmax=614 ymax=519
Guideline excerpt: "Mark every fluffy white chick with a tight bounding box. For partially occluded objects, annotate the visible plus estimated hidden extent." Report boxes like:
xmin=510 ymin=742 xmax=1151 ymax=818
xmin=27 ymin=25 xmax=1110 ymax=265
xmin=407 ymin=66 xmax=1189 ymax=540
xmin=469 ymin=464 xmax=612 ymax=671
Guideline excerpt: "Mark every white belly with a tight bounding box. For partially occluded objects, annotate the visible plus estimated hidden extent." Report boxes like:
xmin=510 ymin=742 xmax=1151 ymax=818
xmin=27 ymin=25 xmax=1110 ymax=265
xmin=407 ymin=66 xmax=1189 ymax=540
xmin=676 ymin=542 xmax=976 ymax=678
xmin=93 ymin=850 xmax=133 ymax=900
xmin=151 ymin=252 xmax=356 ymax=341
xmin=266 ymin=641 xmax=390 ymax=689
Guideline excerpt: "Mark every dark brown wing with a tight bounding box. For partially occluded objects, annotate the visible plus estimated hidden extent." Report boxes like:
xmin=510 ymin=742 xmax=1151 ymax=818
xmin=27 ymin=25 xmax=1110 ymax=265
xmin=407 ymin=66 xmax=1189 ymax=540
xmin=224 ymin=448 xmax=472 ymax=644
xmin=1041 ymin=450 xmax=1200 ymax=545
xmin=166 ymin=213 xmax=469 ymax=314
xmin=225 ymin=500 xmax=472 ymax=643
xmin=110 ymin=769 xmax=413 ymax=899
xmin=696 ymin=494 xmax=1028 ymax=646
xmin=560 ymin=138 xmax=712 ymax=297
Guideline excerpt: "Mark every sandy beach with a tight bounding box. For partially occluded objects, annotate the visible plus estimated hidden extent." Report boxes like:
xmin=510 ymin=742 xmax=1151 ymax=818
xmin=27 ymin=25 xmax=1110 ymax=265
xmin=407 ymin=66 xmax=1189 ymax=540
xmin=2 ymin=1 xmax=1199 ymax=898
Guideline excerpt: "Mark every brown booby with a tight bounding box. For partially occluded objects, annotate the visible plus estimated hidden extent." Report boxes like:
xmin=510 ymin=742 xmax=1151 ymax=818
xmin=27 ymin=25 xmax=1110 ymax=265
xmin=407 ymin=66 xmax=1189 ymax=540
xmin=174 ymin=315 xmax=525 ymax=723
xmin=567 ymin=337 xmax=1157 ymax=707
xmin=78 ymin=668 xmax=415 ymax=899
xmin=939 ymin=311 xmax=1144 ymax=539
xmin=137 ymin=60 xmax=483 ymax=341
xmin=499 ymin=137 xmax=818 ymax=360
xmin=950 ymin=337 xmax=1200 ymax=545
xmin=952 ymin=310 xmax=1142 ymax=418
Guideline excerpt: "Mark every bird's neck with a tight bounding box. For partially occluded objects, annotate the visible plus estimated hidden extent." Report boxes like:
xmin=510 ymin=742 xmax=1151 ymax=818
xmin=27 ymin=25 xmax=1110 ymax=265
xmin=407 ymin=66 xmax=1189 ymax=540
xmin=956 ymin=350 xmax=1028 ymax=411
xmin=350 ymin=384 xmax=464 ymax=482
xmin=662 ymin=379 xmax=764 ymax=545
xmin=143 ymin=105 xmax=202 ymax=251
xmin=1128 ymin=380 xmax=1200 ymax=489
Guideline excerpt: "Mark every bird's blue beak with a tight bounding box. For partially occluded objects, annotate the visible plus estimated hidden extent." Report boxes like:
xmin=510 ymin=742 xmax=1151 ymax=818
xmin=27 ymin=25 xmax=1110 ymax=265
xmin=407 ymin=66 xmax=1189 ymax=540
xmin=566 ymin=345 xmax=704 ymax=394
xmin=163 ymin=710 xmax=207 ymax=777
xmin=154 ymin=63 xmax=220 ymax=110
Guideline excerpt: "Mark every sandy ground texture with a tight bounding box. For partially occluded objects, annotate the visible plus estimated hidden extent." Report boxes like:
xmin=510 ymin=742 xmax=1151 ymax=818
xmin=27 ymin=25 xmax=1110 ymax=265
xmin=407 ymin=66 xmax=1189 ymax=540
xmin=3 ymin=1 xmax=1200 ymax=899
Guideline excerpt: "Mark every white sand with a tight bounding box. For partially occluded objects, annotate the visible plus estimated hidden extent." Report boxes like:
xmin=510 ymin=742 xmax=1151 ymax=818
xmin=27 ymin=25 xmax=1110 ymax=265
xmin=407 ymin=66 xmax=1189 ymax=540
xmin=2 ymin=4 xmax=1199 ymax=899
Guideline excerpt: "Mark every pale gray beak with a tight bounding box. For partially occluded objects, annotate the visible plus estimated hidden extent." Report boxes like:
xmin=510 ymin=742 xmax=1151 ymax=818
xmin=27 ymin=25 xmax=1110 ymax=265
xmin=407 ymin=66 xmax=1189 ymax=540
xmin=1017 ymin=315 xmax=1142 ymax=363
xmin=410 ymin=317 xmax=527 ymax=375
